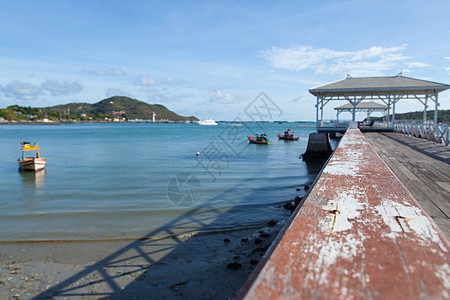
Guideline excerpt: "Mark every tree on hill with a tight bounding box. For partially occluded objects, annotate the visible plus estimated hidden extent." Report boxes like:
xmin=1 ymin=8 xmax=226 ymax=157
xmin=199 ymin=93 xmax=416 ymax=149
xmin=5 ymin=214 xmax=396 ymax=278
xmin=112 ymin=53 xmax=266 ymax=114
xmin=90 ymin=96 xmax=197 ymax=121
xmin=368 ymin=110 xmax=450 ymax=123
xmin=30 ymin=96 xmax=198 ymax=121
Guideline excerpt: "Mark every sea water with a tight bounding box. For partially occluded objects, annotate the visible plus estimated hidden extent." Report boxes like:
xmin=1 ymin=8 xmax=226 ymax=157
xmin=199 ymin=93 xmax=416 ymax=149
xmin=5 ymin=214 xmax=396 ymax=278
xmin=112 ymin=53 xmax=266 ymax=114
xmin=0 ymin=122 xmax=325 ymax=241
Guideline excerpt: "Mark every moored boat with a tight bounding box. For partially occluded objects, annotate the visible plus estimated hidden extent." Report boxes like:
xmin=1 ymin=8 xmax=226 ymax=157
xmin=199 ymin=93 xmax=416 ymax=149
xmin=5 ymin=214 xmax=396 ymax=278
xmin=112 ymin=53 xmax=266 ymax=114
xmin=278 ymin=129 xmax=299 ymax=141
xmin=18 ymin=142 xmax=46 ymax=171
xmin=248 ymin=133 xmax=273 ymax=145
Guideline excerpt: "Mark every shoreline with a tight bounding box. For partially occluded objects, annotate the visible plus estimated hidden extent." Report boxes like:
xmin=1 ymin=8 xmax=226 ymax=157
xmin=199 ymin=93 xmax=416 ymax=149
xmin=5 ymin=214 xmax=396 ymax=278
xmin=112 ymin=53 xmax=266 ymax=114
xmin=0 ymin=218 xmax=291 ymax=299
xmin=0 ymin=120 xmax=191 ymax=125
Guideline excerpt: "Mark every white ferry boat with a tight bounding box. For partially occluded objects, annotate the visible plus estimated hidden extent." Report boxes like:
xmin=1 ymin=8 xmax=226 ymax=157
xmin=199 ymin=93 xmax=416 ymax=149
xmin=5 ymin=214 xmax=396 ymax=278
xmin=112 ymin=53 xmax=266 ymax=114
xmin=197 ymin=118 xmax=218 ymax=125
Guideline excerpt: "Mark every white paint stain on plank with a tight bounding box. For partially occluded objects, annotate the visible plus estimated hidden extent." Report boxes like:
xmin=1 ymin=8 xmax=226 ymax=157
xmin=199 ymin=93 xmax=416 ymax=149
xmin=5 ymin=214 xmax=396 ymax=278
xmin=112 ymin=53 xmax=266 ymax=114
xmin=375 ymin=200 xmax=449 ymax=252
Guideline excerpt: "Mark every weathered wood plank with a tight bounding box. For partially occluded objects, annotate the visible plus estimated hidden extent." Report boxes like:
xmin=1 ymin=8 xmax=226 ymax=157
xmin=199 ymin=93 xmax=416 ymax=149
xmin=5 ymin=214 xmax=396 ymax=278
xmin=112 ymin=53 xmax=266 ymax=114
xmin=437 ymin=181 xmax=450 ymax=193
xmin=238 ymin=129 xmax=449 ymax=300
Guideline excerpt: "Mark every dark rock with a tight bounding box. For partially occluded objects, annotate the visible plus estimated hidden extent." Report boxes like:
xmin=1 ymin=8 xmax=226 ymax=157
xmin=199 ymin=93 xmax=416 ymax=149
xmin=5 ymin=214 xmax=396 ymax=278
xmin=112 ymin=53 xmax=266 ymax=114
xmin=267 ymin=220 xmax=276 ymax=227
xmin=223 ymin=238 xmax=230 ymax=243
xmin=296 ymin=188 xmax=301 ymax=191
xmin=233 ymin=255 xmax=240 ymax=260
xmin=254 ymin=238 xmax=262 ymax=245
xmin=170 ymin=280 xmax=189 ymax=289
xmin=259 ymin=232 xmax=270 ymax=238
xmin=250 ymin=259 xmax=259 ymax=265
xmin=252 ymin=246 xmax=269 ymax=254
xmin=241 ymin=238 xmax=248 ymax=242
xmin=304 ymin=184 xmax=310 ymax=191
xmin=283 ymin=202 xmax=294 ymax=210
xmin=294 ymin=196 xmax=303 ymax=206
xmin=226 ymin=262 xmax=242 ymax=270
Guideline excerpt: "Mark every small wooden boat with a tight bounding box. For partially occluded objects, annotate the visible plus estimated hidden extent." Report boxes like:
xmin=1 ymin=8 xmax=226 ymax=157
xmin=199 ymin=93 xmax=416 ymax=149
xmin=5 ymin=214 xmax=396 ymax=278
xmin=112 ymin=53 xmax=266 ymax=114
xmin=18 ymin=142 xmax=46 ymax=171
xmin=278 ymin=129 xmax=299 ymax=141
xmin=248 ymin=133 xmax=273 ymax=145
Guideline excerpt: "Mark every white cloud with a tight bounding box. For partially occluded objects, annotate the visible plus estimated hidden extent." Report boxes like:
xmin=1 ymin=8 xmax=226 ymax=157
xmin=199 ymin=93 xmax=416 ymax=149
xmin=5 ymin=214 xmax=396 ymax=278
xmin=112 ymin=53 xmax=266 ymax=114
xmin=205 ymin=89 xmax=234 ymax=104
xmin=261 ymin=44 xmax=429 ymax=76
xmin=133 ymin=75 xmax=157 ymax=88
xmin=444 ymin=57 xmax=450 ymax=72
xmin=0 ymin=80 xmax=44 ymax=101
xmin=83 ymin=67 xmax=126 ymax=76
xmin=405 ymin=62 xmax=430 ymax=68
xmin=105 ymin=88 xmax=134 ymax=98
xmin=42 ymin=79 xmax=83 ymax=96
xmin=0 ymin=79 xmax=84 ymax=101
xmin=160 ymin=77 xmax=194 ymax=88
xmin=290 ymin=93 xmax=310 ymax=103
xmin=143 ymin=89 xmax=195 ymax=104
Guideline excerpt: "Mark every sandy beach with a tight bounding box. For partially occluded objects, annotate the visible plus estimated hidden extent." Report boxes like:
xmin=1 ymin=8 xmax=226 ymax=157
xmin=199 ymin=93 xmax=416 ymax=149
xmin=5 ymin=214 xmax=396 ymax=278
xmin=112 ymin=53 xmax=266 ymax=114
xmin=0 ymin=212 xmax=291 ymax=299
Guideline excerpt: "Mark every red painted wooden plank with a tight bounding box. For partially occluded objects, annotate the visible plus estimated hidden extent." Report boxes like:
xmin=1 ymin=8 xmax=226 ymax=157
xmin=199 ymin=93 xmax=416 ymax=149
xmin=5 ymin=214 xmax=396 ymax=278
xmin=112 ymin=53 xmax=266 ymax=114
xmin=238 ymin=129 xmax=450 ymax=299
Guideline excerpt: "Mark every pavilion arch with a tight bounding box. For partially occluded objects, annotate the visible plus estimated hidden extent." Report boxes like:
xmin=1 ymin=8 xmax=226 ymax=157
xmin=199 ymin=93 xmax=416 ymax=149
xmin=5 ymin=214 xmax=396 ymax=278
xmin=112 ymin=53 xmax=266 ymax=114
xmin=309 ymin=75 xmax=450 ymax=131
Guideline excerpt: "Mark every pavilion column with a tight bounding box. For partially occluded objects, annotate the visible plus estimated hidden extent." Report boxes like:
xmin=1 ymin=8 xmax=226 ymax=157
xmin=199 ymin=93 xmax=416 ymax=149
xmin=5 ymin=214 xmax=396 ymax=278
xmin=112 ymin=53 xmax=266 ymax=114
xmin=352 ymin=97 xmax=356 ymax=121
xmin=433 ymin=93 xmax=439 ymax=142
xmin=320 ymin=101 xmax=324 ymax=125
xmin=392 ymin=96 xmax=397 ymax=126
xmin=423 ymin=95 xmax=428 ymax=123
xmin=434 ymin=93 xmax=439 ymax=125
xmin=386 ymin=96 xmax=391 ymax=126
xmin=315 ymin=96 xmax=320 ymax=131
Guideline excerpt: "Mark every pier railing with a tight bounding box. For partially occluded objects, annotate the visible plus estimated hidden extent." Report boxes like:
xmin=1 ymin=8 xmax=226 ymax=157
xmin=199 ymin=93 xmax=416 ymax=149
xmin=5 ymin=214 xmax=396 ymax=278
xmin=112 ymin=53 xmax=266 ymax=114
xmin=394 ymin=121 xmax=450 ymax=146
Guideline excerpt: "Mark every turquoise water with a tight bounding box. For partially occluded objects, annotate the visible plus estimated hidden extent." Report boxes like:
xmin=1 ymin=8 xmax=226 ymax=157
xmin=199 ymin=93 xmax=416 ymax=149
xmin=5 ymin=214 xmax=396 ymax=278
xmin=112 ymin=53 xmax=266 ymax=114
xmin=0 ymin=122 xmax=323 ymax=241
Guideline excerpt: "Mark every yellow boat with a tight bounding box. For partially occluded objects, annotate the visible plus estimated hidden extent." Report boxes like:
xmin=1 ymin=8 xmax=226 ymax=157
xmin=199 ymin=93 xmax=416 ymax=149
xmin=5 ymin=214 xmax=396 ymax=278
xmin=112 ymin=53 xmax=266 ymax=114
xmin=18 ymin=142 xmax=46 ymax=171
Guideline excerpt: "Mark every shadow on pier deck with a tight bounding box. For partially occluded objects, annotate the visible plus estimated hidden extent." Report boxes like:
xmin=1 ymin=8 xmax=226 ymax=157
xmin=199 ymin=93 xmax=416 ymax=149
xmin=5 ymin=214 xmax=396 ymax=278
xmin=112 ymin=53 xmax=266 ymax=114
xmin=238 ymin=128 xmax=449 ymax=299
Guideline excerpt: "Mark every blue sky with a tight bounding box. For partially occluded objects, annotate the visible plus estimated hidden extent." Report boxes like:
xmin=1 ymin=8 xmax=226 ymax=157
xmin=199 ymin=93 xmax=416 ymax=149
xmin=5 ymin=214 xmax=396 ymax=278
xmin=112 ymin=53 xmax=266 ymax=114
xmin=1 ymin=0 xmax=449 ymax=121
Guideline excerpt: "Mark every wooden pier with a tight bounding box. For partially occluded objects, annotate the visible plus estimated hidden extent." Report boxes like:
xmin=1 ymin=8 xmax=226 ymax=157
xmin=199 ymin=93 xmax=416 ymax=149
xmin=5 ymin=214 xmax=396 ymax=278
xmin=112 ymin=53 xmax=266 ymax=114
xmin=238 ymin=128 xmax=450 ymax=299
xmin=364 ymin=131 xmax=450 ymax=239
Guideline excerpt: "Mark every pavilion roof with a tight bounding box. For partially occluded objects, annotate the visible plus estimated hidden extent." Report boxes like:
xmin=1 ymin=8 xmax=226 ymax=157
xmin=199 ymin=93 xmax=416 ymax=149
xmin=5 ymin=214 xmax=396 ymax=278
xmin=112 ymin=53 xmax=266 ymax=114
xmin=335 ymin=101 xmax=387 ymax=110
xmin=309 ymin=76 xmax=450 ymax=97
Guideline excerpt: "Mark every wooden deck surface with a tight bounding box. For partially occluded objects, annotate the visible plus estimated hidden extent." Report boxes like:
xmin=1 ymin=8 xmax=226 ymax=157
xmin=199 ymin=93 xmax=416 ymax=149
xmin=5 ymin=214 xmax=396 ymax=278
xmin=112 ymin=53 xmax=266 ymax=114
xmin=364 ymin=132 xmax=450 ymax=239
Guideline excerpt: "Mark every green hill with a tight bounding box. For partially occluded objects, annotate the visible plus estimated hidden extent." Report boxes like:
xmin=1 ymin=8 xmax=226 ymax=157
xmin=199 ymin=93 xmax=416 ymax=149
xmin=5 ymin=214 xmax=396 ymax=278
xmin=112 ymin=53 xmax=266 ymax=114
xmin=41 ymin=96 xmax=198 ymax=121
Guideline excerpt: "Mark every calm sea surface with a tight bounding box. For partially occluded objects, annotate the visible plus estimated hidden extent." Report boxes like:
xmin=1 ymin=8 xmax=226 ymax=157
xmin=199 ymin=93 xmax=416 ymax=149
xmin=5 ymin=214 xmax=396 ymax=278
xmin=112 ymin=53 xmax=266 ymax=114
xmin=0 ymin=122 xmax=325 ymax=241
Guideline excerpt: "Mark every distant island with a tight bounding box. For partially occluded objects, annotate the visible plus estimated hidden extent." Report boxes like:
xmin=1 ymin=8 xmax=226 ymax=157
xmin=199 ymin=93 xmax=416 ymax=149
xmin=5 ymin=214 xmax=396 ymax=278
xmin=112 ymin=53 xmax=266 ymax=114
xmin=0 ymin=96 xmax=198 ymax=123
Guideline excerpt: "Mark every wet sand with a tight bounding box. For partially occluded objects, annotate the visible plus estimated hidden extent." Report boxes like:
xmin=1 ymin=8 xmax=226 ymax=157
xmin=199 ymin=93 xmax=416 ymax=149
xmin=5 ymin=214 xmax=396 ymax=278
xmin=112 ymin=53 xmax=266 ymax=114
xmin=0 ymin=216 xmax=290 ymax=299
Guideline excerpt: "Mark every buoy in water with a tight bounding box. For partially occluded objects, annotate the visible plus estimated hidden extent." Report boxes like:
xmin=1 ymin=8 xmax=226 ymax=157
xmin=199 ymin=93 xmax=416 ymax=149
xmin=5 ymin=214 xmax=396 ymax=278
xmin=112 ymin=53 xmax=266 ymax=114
xmin=196 ymin=152 xmax=200 ymax=156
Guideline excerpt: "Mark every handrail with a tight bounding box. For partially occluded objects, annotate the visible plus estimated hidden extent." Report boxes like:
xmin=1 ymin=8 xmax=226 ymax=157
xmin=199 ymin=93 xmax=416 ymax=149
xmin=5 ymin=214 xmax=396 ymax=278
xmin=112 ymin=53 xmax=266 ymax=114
xmin=394 ymin=121 xmax=450 ymax=146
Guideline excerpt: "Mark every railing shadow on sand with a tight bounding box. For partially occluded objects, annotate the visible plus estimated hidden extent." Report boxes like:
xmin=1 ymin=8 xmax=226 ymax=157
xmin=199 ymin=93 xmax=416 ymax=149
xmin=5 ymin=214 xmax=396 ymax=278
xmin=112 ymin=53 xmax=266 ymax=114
xmin=31 ymin=164 xmax=322 ymax=299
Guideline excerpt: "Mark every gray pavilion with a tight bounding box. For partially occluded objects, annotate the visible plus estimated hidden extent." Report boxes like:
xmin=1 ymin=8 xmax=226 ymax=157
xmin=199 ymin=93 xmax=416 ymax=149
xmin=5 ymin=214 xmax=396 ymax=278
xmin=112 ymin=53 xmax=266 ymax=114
xmin=309 ymin=75 xmax=450 ymax=132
